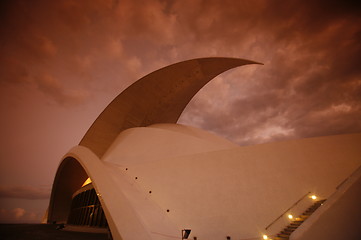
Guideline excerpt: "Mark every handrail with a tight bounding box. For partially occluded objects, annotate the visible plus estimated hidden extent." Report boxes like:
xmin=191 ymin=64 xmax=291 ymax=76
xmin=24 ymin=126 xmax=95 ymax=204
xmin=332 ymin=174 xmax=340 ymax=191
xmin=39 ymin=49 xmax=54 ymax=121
xmin=336 ymin=165 xmax=361 ymax=190
xmin=264 ymin=165 xmax=361 ymax=232
xmin=265 ymin=191 xmax=311 ymax=230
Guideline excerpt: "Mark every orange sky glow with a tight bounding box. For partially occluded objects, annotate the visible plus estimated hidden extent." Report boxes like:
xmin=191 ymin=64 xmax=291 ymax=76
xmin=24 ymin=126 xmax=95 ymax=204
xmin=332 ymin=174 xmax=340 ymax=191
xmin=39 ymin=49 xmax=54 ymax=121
xmin=0 ymin=0 xmax=360 ymax=223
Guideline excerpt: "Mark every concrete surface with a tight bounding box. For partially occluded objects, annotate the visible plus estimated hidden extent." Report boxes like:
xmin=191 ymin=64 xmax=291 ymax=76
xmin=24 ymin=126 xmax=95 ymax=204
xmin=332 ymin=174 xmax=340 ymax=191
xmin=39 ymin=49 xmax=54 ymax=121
xmin=51 ymin=131 xmax=361 ymax=240
xmin=79 ymin=57 xmax=258 ymax=158
xmin=291 ymin=167 xmax=361 ymax=240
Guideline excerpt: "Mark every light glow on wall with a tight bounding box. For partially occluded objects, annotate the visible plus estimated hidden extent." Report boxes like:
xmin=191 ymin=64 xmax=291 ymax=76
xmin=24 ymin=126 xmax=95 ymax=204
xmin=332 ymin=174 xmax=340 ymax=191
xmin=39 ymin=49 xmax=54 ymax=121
xmin=81 ymin=177 xmax=92 ymax=187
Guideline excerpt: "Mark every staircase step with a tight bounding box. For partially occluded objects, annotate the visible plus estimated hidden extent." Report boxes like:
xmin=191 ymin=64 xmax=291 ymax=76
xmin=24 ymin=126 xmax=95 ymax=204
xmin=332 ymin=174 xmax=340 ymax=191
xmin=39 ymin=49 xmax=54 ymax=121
xmin=281 ymin=229 xmax=295 ymax=235
xmin=277 ymin=233 xmax=290 ymax=238
xmin=303 ymin=211 xmax=313 ymax=215
xmin=304 ymin=210 xmax=316 ymax=213
xmin=272 ymin=199 xmax=327 ymax=240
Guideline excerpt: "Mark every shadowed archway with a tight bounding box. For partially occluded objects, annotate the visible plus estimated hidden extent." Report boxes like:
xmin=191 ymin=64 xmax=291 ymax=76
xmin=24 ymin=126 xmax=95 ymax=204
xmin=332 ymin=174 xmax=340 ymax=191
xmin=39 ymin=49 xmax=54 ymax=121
xmin=47 ymin=157 xmax=88 ymax=224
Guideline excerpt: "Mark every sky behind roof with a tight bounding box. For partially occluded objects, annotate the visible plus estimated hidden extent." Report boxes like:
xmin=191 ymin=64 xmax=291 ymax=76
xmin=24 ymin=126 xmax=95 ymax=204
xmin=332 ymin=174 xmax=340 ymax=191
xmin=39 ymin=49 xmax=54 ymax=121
xmin=1 ymin=0 xmax=360 ymax=223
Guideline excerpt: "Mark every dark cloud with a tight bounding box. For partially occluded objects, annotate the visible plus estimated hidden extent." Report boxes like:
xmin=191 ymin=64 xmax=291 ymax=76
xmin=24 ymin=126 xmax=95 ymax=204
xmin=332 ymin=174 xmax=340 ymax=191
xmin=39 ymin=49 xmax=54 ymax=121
xmin=175 ymin=0 xmax=361 ymax=144
xmin=0 ymin=208 xmax=43 ymax=223
xmin=35 ymin=74 xmax=90 ymax=106
xmin=0 ymin=185 xmax=50 ymax=200
xmin=1 ymin=0 xmax=360 ymax=145
xmin=1 ymin=0 xmax=361 ymax=223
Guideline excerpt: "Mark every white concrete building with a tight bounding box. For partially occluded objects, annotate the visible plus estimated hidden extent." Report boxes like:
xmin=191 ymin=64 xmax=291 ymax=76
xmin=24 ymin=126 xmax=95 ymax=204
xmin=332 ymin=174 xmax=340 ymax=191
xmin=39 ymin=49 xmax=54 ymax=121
xmin=47 ymin=58 xmax=361 ymax=240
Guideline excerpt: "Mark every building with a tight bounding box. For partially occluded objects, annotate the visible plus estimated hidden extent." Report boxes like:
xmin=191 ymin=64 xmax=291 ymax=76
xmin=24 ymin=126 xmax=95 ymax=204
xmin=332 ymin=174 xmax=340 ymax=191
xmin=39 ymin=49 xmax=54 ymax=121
xmin=47 ymin=58 xmax=361 ymax=240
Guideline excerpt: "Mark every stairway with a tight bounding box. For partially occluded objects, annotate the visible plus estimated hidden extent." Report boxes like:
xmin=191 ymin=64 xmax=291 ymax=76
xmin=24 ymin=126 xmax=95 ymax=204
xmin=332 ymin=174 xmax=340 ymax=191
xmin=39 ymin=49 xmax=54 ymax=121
xmin=273 ymin=199 xmax=326 ymax=240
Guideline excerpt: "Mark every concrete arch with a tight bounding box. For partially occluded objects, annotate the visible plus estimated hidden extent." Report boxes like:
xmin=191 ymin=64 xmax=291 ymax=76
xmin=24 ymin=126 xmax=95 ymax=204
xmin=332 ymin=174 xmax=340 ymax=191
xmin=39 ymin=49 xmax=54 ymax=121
xmin=47 ymin=57 xmax=361 ymax=240
xmin=49 ymin=57 xmax=263 ymax=240
xmin=49 ymin=133 xmax=361 ymax=240
xmin=49 ymin=146 xmax=179 ymax=240
xmin=80 ymin=57 xmax=260 ymax=158
xmin=47 ymin=157 xmax=88 ymax=224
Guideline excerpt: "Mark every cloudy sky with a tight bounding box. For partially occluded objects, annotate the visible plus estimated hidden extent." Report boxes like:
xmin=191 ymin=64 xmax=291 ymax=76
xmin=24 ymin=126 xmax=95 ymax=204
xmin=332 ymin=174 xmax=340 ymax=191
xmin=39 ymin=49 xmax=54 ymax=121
xmin=0 ymin=0 xmax=360 ymax=223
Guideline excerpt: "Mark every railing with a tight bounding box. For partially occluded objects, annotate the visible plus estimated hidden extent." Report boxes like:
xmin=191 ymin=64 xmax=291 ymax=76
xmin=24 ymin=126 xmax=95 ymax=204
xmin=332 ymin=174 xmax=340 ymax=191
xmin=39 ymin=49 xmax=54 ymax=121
xmin=263 ymin=165 xmax=361 ymax=237
xmin=265 ymin=191 xmax=311 ymax=230
xmin=336 ymin=165 xmax=361 ymax=190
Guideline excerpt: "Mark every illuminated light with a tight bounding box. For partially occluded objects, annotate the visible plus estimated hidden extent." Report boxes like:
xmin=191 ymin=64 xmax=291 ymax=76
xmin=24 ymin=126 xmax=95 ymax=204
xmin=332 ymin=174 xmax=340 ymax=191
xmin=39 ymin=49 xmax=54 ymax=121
xmin=263 ymin=234 xmax=268 ymax=239
xmin=81 ymin=177 xmax=92 ymax=187
xmin=311 ymin=195 xmax=317 ymax=200
xmin=288 ymin=214 xmax=293 ymax=219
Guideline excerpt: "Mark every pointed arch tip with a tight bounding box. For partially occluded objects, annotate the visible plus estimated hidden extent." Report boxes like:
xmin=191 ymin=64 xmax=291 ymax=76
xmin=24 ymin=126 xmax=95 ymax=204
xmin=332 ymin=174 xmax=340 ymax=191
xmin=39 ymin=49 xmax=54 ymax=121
xmin=80 ymin=57 xmax=261 ymax=158
xmin=230 ymin=58 xmax=263 ymax=65
xmin=184 ymin=57 xmax=263 ymax=65
xmin=196 ymin=57 xmax=263 ymax=64
xmin=151 ymin=57 xmax=263 ymax=72
xmin=183 ymin=56 xmax=261 ymax=63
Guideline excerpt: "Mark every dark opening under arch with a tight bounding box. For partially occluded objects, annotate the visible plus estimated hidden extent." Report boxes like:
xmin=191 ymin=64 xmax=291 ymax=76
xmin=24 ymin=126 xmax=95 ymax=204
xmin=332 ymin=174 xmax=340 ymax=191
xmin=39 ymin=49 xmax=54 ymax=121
xmin=67 ymin=183 xmax=108 ymax=228
xmin=47 ymin=157 xmax=89 ymax=224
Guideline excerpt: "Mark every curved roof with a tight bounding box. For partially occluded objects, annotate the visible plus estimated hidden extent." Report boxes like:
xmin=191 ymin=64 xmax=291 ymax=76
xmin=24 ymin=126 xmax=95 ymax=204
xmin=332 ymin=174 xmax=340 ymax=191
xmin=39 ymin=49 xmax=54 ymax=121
xmin=48 ymin=56 xmax=361 ymax=240
xmin=51 ymin=133 xmax=361 ymax=240
xmin=79 ymin=57 xmax=260 ymax=158
xmin=102 ymin=123 xmax=238 ymax=166
xmin=149 ymin=123 xmax=236 ymax=144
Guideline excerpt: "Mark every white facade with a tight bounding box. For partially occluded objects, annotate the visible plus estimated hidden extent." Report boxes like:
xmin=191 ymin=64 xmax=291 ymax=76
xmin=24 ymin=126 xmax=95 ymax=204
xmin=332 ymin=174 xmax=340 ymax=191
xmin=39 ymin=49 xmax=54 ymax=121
xmin=48 ymin=58 xmax=361 ymax=240
xmin=51 ymin=124 xmax=361 ymax=240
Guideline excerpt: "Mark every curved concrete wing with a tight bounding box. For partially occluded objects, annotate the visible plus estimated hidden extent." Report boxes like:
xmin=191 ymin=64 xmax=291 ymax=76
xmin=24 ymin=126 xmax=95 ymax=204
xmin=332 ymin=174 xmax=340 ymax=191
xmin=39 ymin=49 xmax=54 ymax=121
xmin=79 ymin=57 xmax=260 ymax=158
